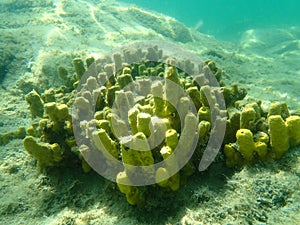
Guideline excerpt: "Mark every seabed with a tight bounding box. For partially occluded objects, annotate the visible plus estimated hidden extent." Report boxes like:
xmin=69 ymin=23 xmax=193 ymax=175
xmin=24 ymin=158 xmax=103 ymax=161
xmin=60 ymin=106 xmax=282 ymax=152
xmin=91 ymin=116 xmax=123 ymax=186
xmin=0 ymin=1 xmax=299 ymax=224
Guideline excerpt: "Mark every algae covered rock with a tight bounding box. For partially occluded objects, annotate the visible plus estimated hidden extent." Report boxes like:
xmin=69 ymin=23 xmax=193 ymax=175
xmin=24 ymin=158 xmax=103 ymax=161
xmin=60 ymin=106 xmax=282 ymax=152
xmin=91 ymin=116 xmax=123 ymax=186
xmin=0 ymin=49 xmax=14 ymax=83
xmin=126 ymin=7 xmax=193 ymax=43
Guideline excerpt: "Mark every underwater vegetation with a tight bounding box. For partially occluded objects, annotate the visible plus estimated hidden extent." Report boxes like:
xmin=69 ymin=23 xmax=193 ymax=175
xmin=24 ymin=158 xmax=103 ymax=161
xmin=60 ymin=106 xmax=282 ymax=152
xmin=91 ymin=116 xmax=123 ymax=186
xmin=22 ymin=44 xmax=300 ymax=206
xmin=0 ymin=49 xmax=15 ymax=84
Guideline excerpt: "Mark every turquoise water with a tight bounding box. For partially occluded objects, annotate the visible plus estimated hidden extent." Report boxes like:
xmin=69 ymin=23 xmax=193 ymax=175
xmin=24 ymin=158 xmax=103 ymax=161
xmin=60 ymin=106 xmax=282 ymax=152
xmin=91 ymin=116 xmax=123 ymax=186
xmin=118 ymin=0 xmax=300 ymax=41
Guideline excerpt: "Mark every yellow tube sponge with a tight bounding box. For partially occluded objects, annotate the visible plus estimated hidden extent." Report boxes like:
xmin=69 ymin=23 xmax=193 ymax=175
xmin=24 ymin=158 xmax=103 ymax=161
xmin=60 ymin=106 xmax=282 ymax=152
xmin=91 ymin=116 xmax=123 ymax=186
xmin=128 ymin=108 xmax=139 ymax=134
xmin=160 ymin=145 xmax=179 ymax=173
xmin=106 ymin=85 xmax=119 ymax=107
xmin=116 ymin=171 xmax=141 ymax=205
xmin=73 ymin=58 xmax=86 ymax=80
xmin=285 ymin=116 xmax=300 ymax=146
xmin=121 ymin=132 xmax=154 ymax=177
xmin=117 ymin=73 xmax=133 ymax=89
xmin=167 ymin=173 xmax=180 ymax=191
xmin=155 ymin=167 xmax=169 ymax=188
xmin=44 ymin=102 xmax=70 ymax=133
xmin=25 ymin=90 xmax=44 ymax=118
xmin=151 ymin=81 xmax=165 ymax=117
xmin=186 ymin=87 xmax=202 ymax=110
xmin=268 ymin=102 xmax=290 ymax=120
xmin=110 ymin=113 xmax=128 ymax=138
xmin=92 ymin=129 xmax=119 ymax=160
xmin=95 ymin=119 xmax=111 ymax=134
xmin=159 ymin=145 xmax=180 ymax=191
xmin=245 ymin=102 xmax=261 ymax=120
xmin=165 ymin=66 xmax=182 ymax=114
xmin=198 ymin=121 xmax=211 ymax=143
xmin=236 ymin=129 xmax=256 ymax=162
xmin=177 ymin=113 xmax=198 ymax=159
xmin=78 ymin=145 xmax=91 ymax=173
xmin=224 ymin=144 xmax=242 ymax=167
xmin=268 ymin=115 xmax=289 ymax=158
xmin=23 ymin=136 xmax=62 ymax=171
xmin=155 ymin=167 xmax=180 ymax=191
xmin=44 ymin=102 xmax=69 ymax=122
xmin=253 ymin=131 xmax=269 ymax=144
xmin=198 ymin=106 xmax=211 ymax=123
xmin=165 ymin=129 xmax=178 ymax=150
xmin=240 ymin=107 xmax=256 ymax=130
xmin=254 ymin=141 xmax=268 ymax=159
xmin=177 ymin=97 xmax=190 ymax=119
xmin=115 ymin=90 xmax=131 ymax=121
xmin=137 ymin=113 xmax=152 ymax=137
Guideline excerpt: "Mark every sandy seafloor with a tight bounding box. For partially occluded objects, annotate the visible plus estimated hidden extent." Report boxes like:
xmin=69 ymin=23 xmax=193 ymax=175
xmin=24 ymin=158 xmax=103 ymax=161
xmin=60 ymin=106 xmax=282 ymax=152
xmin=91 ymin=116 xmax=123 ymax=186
xmin=0 ymin=0 xmax=299 ymax=224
